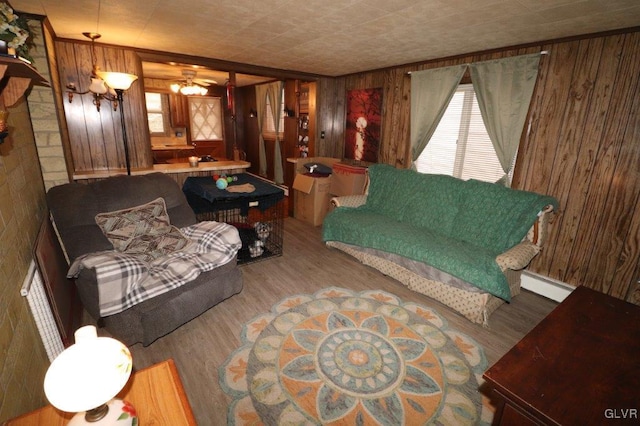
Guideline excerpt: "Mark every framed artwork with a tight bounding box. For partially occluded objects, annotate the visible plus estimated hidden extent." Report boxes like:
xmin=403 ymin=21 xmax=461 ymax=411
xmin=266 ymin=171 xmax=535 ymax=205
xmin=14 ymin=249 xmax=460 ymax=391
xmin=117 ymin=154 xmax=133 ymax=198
xmin=345 ymin=88 xmax=383 ymax=163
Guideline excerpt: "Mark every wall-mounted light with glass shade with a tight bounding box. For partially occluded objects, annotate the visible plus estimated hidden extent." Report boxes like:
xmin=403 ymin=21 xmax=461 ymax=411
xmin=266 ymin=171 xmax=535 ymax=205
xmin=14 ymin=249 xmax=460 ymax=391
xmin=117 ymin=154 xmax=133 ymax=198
xmin=63 ymin=37 xmax=139 ymax=175
xmin=65 ymin=33 xmax=121 ymax=112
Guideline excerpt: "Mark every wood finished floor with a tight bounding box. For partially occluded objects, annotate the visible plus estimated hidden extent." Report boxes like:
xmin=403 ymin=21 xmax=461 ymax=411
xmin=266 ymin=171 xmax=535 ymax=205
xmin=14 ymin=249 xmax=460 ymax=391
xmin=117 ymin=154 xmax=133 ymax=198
xmin=128 ymin=217 xmax=558 ymax=424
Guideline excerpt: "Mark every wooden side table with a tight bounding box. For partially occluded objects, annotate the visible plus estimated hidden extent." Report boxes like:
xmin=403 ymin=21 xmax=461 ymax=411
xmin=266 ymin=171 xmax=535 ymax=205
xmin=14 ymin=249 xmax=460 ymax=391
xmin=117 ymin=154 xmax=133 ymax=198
xmin=483 ymin=286 xmax=640 ymax=425
xmin=6 ymin=359 xmax=196 ymax=425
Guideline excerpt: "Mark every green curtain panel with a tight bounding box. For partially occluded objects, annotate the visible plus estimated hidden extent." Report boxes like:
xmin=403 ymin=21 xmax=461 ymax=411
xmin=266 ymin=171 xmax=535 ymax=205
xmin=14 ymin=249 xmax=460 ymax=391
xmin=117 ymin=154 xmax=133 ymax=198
xmin=469 ymin=54 xmax=541 ymax=183
xmin=410 ymin=64 xmax=466 ymax=166
xmin=255 ymin=84 xmax=269 ymax=177
xmin=266 ymin=81 xmax=285 ymax=185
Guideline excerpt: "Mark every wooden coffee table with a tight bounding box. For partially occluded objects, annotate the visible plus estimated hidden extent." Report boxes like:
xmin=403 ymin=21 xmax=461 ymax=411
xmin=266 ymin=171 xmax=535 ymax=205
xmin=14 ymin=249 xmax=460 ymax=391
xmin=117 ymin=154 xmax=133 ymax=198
xmin=483 ymin=285 xmax=640 ymax=425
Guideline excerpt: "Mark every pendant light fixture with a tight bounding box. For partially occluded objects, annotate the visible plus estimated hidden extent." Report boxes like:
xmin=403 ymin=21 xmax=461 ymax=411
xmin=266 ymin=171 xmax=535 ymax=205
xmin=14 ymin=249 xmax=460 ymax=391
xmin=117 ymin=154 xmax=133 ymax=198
xmin=65 ymin=32 xmax=122 ymax=111
xmin=64 ymin=0 xmax=138 ymax=113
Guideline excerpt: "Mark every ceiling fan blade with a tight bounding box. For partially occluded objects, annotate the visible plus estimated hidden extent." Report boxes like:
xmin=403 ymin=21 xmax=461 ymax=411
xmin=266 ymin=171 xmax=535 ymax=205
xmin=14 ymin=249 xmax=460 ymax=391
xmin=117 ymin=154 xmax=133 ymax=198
xmin=194 ymin=78 xmax=214 ymax=86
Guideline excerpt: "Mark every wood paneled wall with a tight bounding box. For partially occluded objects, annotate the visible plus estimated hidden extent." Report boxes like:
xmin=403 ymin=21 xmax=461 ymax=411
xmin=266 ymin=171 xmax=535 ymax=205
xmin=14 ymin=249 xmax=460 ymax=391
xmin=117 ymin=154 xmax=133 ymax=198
xmin=54 ymin=40 xmax=151 ymax=173
xmin=315 ymin=29 xmax=640 ymax=302
xmin=517 ymin=32 xmax=640 ymax=302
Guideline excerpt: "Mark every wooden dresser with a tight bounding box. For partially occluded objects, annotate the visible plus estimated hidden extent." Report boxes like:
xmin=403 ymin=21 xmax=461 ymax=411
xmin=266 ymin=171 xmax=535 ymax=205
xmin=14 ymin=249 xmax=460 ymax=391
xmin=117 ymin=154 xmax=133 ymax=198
xmin=483 ymin=286 xmax=640 ymax=425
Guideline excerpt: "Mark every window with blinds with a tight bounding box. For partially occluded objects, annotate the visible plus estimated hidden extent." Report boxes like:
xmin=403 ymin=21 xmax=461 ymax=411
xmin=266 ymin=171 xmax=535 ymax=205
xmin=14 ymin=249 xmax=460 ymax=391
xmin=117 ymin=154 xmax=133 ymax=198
xmin=189 ymin=96 xmax=224 ymax=141
xmin=415 ymin=84 xmax=511 ymax=184
xmin=262 ymin=87 xmax=285 ymax=139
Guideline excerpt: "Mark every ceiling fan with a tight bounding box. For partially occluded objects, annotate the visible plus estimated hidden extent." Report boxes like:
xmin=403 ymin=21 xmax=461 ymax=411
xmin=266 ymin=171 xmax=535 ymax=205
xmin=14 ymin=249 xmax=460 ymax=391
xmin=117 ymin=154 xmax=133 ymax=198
xmin=170 ymin=70 xmax=215 ymax=96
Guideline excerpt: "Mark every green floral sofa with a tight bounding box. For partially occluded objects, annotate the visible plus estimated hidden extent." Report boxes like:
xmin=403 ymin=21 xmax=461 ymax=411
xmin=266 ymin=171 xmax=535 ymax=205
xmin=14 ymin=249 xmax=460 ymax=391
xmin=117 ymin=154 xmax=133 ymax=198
xmin=322 ymin=164 xmax=557 ymax=325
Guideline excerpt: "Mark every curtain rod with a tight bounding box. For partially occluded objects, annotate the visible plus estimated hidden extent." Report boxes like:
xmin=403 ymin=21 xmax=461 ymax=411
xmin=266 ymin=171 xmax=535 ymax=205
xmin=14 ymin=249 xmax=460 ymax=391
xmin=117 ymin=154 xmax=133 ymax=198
xmin=406 ymin=51 xmax=549 ymax=75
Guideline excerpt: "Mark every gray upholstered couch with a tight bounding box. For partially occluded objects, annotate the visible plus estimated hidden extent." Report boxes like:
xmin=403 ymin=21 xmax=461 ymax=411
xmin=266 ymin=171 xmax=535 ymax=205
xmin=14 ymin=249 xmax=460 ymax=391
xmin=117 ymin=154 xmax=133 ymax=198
xmin=47 ymin=172 xmax=243 ymax=346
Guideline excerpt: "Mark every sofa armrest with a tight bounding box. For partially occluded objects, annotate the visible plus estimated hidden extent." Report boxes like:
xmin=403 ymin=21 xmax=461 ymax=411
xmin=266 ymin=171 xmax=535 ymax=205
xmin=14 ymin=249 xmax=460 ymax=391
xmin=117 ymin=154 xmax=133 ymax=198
xmin=331 ymin=194 xmax=368 ymax=208
xmin=526 ymin=204 xmax=555 ymax=248
xmin=496 ymin=241 xmax=541 ymax=272
xmin=496 ymin=204 xmax=555 ymax=272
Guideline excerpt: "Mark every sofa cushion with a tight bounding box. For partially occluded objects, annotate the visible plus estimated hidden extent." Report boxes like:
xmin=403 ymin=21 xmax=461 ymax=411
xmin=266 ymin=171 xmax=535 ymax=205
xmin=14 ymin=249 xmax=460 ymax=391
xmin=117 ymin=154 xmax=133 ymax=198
xmin=95 ymin=197 xmax=191 ymax=261
xmin=363 ymin=164 xmax=464 ymax=236
xmin=47 ymin=173 xmax=197 ymax=261
xmin=323 ymin=208 xmax=511 ymax=301
xmin=449 ymin=179 xmax=557 ymax=253
xmin=364 ymin=164 xmax=557 ymax=251
xmin=70 ymin=220 xmax=240 ymax=316
xmin=396 ymin=173 xmax=466 ymax=235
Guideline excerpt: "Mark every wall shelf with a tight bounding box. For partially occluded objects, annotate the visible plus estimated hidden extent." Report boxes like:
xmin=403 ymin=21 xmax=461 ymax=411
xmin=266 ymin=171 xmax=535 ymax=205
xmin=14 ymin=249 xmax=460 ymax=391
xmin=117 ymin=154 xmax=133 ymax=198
xmin=0 ymin=56 xmax=50 ymax=107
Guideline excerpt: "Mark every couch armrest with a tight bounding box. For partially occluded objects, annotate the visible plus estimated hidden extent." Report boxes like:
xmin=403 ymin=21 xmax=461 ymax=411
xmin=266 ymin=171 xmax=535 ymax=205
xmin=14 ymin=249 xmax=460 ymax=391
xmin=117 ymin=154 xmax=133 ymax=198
xmin=496 ymin=204 xmax=555 ymax=272
xmin=496 ymin=241 xmax=541 ymax=272
xmin=526 ymin=204 xmax=555 ymax=248
xmin=331 ymin=194 xmax=368 ymax=208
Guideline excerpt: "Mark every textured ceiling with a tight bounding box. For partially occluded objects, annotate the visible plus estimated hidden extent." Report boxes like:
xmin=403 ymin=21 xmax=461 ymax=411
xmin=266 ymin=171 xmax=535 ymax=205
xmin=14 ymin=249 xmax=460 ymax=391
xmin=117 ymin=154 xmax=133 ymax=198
xmin=11 ymin=0 xmax=640 ymax=77
xmin=141 ymin=62 xmax=274 ymax=88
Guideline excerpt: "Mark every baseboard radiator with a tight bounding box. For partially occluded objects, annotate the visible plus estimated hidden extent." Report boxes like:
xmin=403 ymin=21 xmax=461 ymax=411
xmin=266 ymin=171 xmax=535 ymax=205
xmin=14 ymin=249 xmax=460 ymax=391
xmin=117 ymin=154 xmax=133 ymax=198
xmin=20 ymin=260 xmax=64 ymax=362
xmin=521 ymin=270 xmax=574 ymax=302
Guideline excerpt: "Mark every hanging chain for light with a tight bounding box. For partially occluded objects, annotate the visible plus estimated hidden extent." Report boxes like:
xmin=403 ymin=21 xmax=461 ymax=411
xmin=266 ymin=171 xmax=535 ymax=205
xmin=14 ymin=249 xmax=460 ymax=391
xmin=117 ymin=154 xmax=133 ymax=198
xmin=64 ymin=0 xmax=119 ymax=111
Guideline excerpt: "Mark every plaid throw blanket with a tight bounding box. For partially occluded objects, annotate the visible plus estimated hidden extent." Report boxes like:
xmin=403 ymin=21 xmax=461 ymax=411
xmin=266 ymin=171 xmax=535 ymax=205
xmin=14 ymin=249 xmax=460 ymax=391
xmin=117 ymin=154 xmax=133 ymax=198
xmin=68 ymin=221 xmax=241 ymax=317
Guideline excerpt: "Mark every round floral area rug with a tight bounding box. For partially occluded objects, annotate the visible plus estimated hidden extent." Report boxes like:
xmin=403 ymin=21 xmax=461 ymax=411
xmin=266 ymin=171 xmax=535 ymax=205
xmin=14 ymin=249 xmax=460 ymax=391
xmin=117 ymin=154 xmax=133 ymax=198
xmin=219 ymin=287 xmax=493 ymax=425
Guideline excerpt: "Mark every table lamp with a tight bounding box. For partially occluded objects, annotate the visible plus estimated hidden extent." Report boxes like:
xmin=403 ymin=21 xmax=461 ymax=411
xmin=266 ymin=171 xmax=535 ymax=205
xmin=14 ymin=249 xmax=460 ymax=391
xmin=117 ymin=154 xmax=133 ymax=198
xmin=43 ymin=325 xmax=137 ymax=425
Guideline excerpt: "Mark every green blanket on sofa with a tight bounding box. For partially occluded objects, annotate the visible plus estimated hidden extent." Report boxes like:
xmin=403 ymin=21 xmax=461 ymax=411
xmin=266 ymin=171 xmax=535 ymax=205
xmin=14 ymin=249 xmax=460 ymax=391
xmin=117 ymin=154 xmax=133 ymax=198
xmin=322 ymin=164 xmax=558 ymax=301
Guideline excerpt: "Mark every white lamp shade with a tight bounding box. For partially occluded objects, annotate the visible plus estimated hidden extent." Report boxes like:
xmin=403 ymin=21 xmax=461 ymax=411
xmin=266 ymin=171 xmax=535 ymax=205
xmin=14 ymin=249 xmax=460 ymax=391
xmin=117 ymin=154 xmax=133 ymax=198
xmin=96 ymin=71 xmax=138 ymax=91
xmin=44 ymin=326 xmax=132 ymax=413
xmin=89 ymin=78 xmax=108 ymax=95
xmin=179 ymin=85 xmax=208 ymax=96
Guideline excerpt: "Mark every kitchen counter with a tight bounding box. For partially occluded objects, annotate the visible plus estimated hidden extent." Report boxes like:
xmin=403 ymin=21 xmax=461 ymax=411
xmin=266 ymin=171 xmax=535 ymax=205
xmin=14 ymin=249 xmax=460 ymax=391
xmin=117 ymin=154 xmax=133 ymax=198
xmin=151 ymin=144 xmax=194 ymax=151
xmin=152 ymin=160 xmax=249 ymax=173
xmin=73 ymin=160 xmax=251 ymax=181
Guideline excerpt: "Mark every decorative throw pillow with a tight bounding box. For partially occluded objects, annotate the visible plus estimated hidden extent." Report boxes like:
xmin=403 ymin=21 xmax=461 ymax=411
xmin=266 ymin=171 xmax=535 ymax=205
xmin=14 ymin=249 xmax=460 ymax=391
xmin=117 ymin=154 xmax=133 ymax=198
xmin=95 ymin=198 xmax=191 ymax=261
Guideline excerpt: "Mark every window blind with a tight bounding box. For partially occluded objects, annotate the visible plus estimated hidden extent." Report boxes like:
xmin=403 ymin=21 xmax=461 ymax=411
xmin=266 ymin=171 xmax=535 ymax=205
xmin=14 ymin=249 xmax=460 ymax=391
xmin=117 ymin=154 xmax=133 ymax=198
xmin=415 ymin=84 xmax=509 ymax=183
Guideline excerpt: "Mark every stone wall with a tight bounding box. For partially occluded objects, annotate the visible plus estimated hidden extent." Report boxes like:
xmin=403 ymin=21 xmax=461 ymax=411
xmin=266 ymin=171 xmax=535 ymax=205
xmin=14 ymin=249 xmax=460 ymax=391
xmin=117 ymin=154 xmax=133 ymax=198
xmin=0 ymin=18 xmax=57 ymax=421
xmin=0 ymin=97 xmax=50 ymax=421
xmin=27 ymin=19 xmax=68 ymax=191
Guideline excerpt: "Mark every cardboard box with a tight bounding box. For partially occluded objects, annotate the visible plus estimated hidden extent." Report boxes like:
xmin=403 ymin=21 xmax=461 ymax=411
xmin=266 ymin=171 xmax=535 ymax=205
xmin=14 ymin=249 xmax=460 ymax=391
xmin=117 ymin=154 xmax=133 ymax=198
xmin=330 ymin=162 xmax=368 ymax=196
xmin=291 ymin=157 xmax=341 ymax=226
xmin=293 ymin=174 xmax=333 ymax=226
